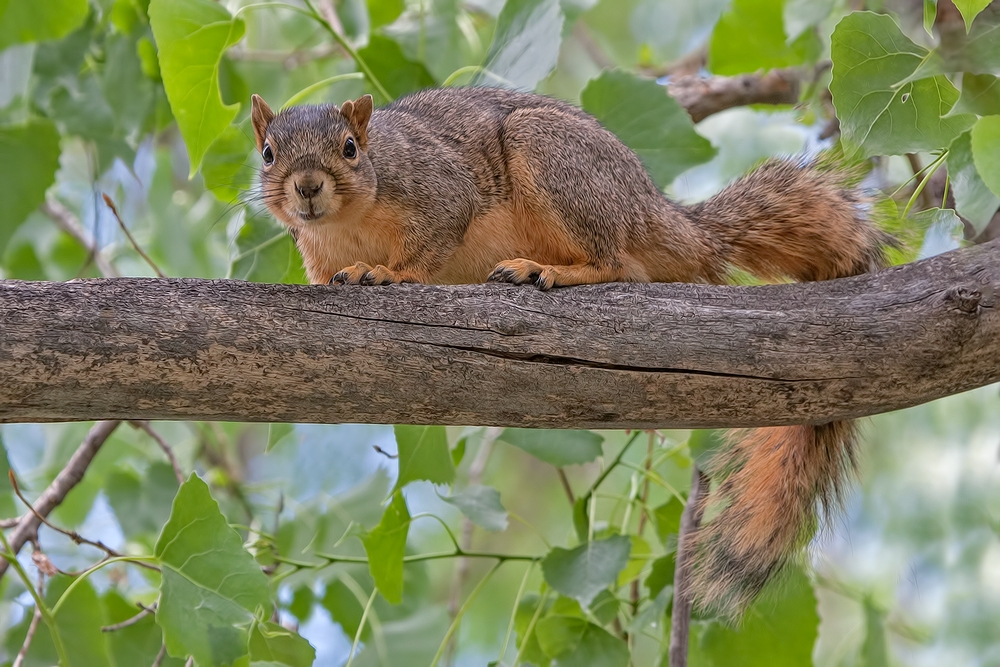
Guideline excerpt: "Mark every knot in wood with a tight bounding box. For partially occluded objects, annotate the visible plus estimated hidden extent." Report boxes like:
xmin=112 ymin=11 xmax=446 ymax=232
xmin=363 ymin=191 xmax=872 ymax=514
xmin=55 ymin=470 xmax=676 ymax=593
xmin=944 ymin=286 xmax=982 ymax=314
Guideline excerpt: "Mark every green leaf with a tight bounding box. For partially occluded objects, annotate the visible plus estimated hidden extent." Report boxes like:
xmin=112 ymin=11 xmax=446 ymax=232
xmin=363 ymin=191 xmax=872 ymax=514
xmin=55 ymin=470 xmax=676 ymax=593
xmin=322 ymin=579 xmax=366 ymax=639
xmin=0 ymin=0 xmax=89 ymax=50
xmin=230 ymin=209 xmax=307 ymax=284
xmin=202 ymin=125 xmax=256 ymax=204
xmin=541 ymin=535 xmax=631 ymax=606
xmin=697 ymin=566 xmax=818 ymax=667
xmin=908 ymin=4 xmax=1000 ymax=78
xmin=953 ymin=0 xmax=993 ymax=31
xmin=105 ymin=462 xmax=180 ymax=541
xmin=499 ymin=429 xmax=603 ymax=467
xmin=784 ymin=0 xmax=837 ymax=41
xmin=148 ymin=0 xmax=246 ymax=176
xmin=361 ymin=490 xmax=411 ymax=604
xmin=709 ymin=0 xmax=821 ymax=76
xmin=0 ymin=436 xmax=18 ymax=519
xmin=514 ymin=594 xmax=553 ymax=667
xmin=368 ymin=0 xmax=405 ymax=28
xmin=0 ymin=119 xmax=60 ymax=254
xmin=450 ymin=436 xmax=467 ymax=468
xmin=155 ymin=474 xmax=271 ymax=666
xmin=246 ymin=621 xmax=316 ymax=667
xmin=645 ymin=553 xmax=676 ymax=598
xmin=393 ymin=425 xmax=456 ymax=491
xmin=971 ymin=115 xmax=1000 ymax=198
xmin=860 ymin=599 xmax=890 ymax=667
xmin=357 ymin=35 xmax=435 ymax=101
xmin=536 ymin=615 xmax=587 ymax=658
xmin=949 ymin=130 xmax=1000 ymax=234
xmin=550 ymin=623 xmax=629 ymax=667
xmin=588 ymin=589 xmax=620 ymax=625
xmin=439 ymin=484 xmax=509 ymax=531
xmin=924 ymin=0 xmax=938 ymax=35
xmin=47 ymin=575 xmax=113 ymax=667
xmin=955 ymin=73 xmax=1000 ymax=116
xmin=103 ymin=590 xmax=184 ymax=667
xmin=580 ymin=69 xmax=717 ymax=187
xmin=479 ymin=0 xmax=564 ymax=90
xmin=830 ymin=12 xmax=976 ymax=158
xmin=652 ymin=498 xmax=684 ymax=545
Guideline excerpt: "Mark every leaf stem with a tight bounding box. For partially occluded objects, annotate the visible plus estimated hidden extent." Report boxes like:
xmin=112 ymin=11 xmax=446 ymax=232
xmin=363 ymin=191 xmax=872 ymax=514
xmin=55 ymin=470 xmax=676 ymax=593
xmin=302 ymin=0 xmax=392 ymax=101
xmin=497 ymin=561 xmax=535 ymax=665
xmin=430 ymin=560 xmax=503 ymax=666
xmin=345 ymin=587 xmax=377 ymax=667
xmin=0 ymin=534 xmax=69 ymax=666
xmin=901 ymin=151 xmax=948 ymax=218
xmin=281 ymin=72 xmax=366 ymax=108
xmin=50 ymin=556 xmax=157 ymax=617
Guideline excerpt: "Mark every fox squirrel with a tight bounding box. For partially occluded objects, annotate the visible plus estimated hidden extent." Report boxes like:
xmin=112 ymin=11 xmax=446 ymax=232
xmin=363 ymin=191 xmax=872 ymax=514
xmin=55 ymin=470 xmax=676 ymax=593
xmin=250 ymin=86 xmax=892 ymax=617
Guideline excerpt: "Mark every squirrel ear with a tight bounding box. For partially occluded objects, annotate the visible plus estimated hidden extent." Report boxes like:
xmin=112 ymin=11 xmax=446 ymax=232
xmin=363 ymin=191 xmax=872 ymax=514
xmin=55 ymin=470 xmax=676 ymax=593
xmin=340 ymin=94 xmax=373 ymax=148
xmin=250 ymin=94 xmax=274 ymax=153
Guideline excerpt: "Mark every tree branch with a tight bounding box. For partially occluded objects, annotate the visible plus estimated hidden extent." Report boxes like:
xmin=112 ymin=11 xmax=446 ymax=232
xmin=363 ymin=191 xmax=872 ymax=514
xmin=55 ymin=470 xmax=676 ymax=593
xmin=0 ymin=421 xmax=121 ymax=581
xmin=0 ymin=240 xmax=998 ymax=426
xmin=666 ymin=67 xmax=805 ymax=123
xmin=669 ymin=467 xmax=708 ymax=667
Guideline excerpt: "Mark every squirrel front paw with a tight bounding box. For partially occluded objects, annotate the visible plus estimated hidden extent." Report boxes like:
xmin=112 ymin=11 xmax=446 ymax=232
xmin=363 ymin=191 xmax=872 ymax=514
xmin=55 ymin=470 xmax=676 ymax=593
xmin=330 ymin=262 xmax=404 ymax=286
xmin=488 ymin=259 xmax=556 ymax=290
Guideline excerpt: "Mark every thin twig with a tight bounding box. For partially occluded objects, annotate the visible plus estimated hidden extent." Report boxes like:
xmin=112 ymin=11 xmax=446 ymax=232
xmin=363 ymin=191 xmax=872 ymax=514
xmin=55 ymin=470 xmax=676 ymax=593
xmin=0 ymin=421 xmax=122 ymax=583
xmin=556 ymin=468 xmax=575 ymax=505
xmin=101 ymin=603 xmax=156 ymax=632
xmin=12 ymin=571 xmax=44 ymax=667
xmin=9 ymin=471 xmax=158 ymax=572
xmin=669 ymin=466 xmax=709 ymax=667
xmin=41 ymin=198 xmax=119 ymax=278
xmin=373 ymin=445 xmax=398 ymax=459
xmin=151 ymin=645 xmax=167 ymax=667
xmin=227 ymin=43 xmax=339 ymax=69
xmin=101 ymin=193 xmax=165 ymax=277
xmin=129 ymin=421 xmax=185 ymax=485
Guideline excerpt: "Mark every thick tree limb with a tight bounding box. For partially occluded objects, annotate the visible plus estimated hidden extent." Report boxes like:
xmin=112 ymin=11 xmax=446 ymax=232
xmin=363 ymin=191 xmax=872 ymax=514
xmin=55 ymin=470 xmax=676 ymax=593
xmin=0 ymin=240 xmax=998 ymax=427
xmin=0 ymin=421 xmax=121 ymax=580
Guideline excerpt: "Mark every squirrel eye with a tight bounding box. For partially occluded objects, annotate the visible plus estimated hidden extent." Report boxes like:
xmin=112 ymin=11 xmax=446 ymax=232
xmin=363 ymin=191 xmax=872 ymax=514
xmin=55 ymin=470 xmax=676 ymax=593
xmin=343 ymin=137 xmax=357 ymax=159
xmin=262 ymin=143 xmax=274 ymax=165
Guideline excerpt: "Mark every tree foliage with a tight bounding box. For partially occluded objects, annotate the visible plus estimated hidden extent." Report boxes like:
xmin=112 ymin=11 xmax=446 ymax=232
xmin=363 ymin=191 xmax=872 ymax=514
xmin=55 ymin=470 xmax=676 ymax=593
xmin=0 ymin=0 xmax=998 ymax=665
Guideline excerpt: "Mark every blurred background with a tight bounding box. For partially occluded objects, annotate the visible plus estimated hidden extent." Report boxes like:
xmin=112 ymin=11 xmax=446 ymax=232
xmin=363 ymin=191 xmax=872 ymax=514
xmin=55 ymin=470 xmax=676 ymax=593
xmin=0 ymin=0 xmax=998 ymax=665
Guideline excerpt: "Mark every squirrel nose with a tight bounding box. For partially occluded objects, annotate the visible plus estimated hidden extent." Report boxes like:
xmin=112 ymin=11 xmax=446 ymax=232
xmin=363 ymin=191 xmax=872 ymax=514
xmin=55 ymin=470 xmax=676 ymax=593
xmin=295 ymin=180 xmax=323 ymax=199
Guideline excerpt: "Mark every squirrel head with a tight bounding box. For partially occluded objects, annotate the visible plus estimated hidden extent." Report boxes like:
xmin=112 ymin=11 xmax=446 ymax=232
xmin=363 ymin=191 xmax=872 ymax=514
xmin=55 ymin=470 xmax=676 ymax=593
xmin=250 ymin=93 xmax=377 ymax=228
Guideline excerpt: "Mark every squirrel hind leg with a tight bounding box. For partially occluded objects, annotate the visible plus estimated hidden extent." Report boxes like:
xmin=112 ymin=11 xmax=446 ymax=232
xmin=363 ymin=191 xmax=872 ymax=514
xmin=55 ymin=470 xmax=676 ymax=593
xmin=487 ymin=259 xmax=629 ymax=290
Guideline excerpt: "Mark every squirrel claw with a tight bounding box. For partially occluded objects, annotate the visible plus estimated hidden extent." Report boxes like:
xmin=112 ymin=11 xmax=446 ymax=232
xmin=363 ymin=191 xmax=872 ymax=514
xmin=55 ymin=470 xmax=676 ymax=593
xmin=488 ymin=259 xmax=553 ymax=290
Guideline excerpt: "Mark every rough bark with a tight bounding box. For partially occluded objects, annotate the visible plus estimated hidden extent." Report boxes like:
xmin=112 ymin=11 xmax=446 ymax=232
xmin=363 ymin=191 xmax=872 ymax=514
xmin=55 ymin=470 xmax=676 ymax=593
xmin=0 ymin=239 xmax=997 ymax=427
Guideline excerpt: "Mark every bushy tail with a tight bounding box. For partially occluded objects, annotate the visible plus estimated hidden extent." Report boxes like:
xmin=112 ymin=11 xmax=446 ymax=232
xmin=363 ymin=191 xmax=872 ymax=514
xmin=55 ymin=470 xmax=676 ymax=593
xmin=692 ymin=423 xmax=858 ymax=617
xmin=689 ymin=158 xmax=892 ymax=282
xmin=684 ymin=159 xmax=891 ymax=619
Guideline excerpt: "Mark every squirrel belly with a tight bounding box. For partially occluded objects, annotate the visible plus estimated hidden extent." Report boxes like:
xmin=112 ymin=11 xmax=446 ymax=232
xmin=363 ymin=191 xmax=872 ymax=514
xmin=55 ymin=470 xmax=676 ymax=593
xmin=250 ymin=87 xmax=892 ymax=618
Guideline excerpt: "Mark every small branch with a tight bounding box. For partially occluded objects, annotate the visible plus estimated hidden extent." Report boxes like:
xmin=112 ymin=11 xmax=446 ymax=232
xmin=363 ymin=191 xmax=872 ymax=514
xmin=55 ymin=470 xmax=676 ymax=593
xmin=373 ymin=445 xmax=398 ymax=459
xmin=669 ymin=467 xmax=709 ymax=667
xmin=102 ymin=604 xmax=156 ymax=632
xmin=101 ymin=193 xmax=165 ymax=278
xmin=40 ymin=198 xmax=119 ymax=278
xmin=12 ymin=571 xmax=44 ymax=667
xmin=9 ymin=471 xmax=155 ymax=568
xmin=151 ymin=645 xmax=167 ymax=667
xmin=0 ymin=421 xmax=122 ymax=582
xmin=667 ymin=67 xmax=804 ymax=123
xmin=556 ymin=468 xmax=575 ymax=505
xmin=129 ymin=421 xmax=185 ymax=485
